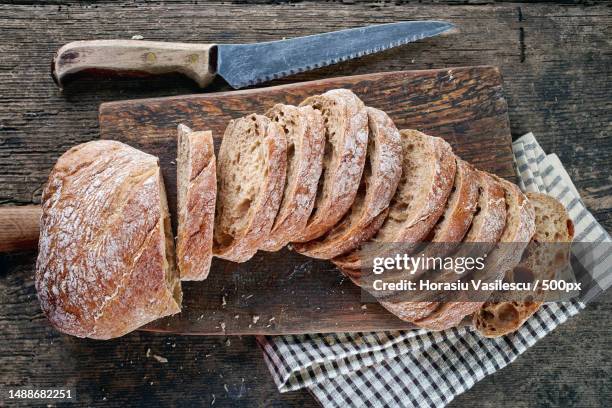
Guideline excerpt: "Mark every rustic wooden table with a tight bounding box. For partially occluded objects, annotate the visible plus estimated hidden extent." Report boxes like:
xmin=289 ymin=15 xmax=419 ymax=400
xmin=1 ymin=1 xmax=610 ymax=407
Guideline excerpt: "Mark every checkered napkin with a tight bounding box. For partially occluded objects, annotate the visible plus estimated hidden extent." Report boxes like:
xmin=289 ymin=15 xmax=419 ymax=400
xmin=257 ymin=133 xmax=611 ymax=408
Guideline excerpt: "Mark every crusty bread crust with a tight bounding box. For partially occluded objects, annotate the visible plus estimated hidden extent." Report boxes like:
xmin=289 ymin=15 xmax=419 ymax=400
xmin=293 ymin=89 xmax=368 ymax=243
xmin=176 ymin=124 xmax=216 ymax=281
xmin=413 ymin=171 xmax=508 ymax=330
xmin=333 ymin=130 xmax=456 ymax=270
xmin=35 ymin=140 xmax=182 ymax=340
xmin=293 ymin=107 xmax=402 ymax=259
xmin=260 ymin=105 xmax=325 ymax=252
xmin=213 ymin=114 xmax=287 ymax=262
xmin=473 ymin=192 xmax=570 ymax=338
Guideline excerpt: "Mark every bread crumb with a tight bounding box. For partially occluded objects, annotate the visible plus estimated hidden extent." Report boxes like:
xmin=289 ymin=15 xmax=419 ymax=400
xmin=269 ymin=317 xmax=275 ymax=322
xmin=132 ymin=34 xmax=144 ymax=40
xmin=222 ymin=295 xmax=226 ymax=306
xmin=361 ymin=304 xmax=367 ymax=310
xmin=234 ymin=314 xmax=240 ymax=319
xmin=220 ymin=322 xmax=226 ymax=332
xmin=146 ymin=348 xmax=151 ymax=357
xmin=225 ymin=338 xmax=231 ymax=347
xmin=252 ymin=315 xmax=260 ymax=324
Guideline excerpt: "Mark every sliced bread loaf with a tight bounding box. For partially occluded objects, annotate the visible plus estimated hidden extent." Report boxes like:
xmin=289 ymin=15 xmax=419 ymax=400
xmin=293 ymin=107 xmax=402 ymax=259
xmin=213 ymin=114 xmax=287 ymax=262
xmin=473 ymin=192 xmax=572 ymax=337
xmin=333 ymin=130 xmax=456 ymax=270
xmin=292 ymin=89 xmax=369 ymax=243
xmin=259 ymin=104 xmax=325 ymax=251
xmin=176 ymin=124 xmax=217 ymax=281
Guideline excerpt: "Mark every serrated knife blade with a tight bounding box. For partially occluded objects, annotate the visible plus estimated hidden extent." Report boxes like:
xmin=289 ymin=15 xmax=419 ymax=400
xmin=216 ymin=21 xmax=455 ymax=89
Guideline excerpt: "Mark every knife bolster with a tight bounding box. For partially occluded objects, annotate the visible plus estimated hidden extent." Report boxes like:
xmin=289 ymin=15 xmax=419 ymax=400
xmin=52 ymin=40 xmax=217 ymax=88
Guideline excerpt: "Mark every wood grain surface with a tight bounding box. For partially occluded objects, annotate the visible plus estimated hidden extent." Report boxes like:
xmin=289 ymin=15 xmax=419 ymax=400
xmin=98 ymin=66 xmax=513 ymax=335
xmin=1 ymin=2 xmax=610 ymax=407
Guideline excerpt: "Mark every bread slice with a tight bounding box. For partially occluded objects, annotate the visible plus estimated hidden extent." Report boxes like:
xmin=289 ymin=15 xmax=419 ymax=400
xmin=293 ymin=107 xmax=402 ymax=259
xmin=473 ymin=192 xmax=571 ymax=338
xmin=411 ymin=171 xmax=508 ymax=330
xmin=292 ymin=89 xmax=369 ymax=243
xmin=176 ymin=124 xmax=216 ymax=281
xmin=35 ymin=140 xmax=181 ymax=339
xmin=376 ymin=157 xmax=479 ymax=321
xmin=259 ymin=104 xmax=325 ymax=252
xmin=213 ymin=114 xmax=287 ymax=262
xmin=333 ymin=130 xmax=456 ymax=270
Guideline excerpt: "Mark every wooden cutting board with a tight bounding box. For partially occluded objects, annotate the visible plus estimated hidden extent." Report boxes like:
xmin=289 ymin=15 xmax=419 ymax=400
xmin=99 ymin=66 xmax=514 ymax=335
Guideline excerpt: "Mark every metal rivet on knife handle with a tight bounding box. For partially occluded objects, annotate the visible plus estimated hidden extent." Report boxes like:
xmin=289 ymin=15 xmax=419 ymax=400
xmin=51 ymin=39 xmax=218 ymax=89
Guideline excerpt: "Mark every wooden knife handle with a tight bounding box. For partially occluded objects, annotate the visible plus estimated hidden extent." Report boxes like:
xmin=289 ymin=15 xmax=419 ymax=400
xmin=0 ymin=206 xmax=41 ymax=253
xmin=52 ymin=40 xmax=217 ymax=88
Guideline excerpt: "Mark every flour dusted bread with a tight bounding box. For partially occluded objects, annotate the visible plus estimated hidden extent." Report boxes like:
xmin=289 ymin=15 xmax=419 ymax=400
xmin=473 ymin=192 xmax=572 ymax=338
xmin=334 ymin=130 xmax=456 ymax=270
xmin=176 ymin=124 xmax=216 ymax=280
xmin=260 ymin=104 xmax=325 ymax=252
xmin=292 ymin=89 xmax=368 ymax=243
xmin=35 ymin=140 xmax=182 ymax=340
xmin=213 ymin=114 xmax=286 ymax=262
xmin=293 ymin=107 xmax=402 ymax=259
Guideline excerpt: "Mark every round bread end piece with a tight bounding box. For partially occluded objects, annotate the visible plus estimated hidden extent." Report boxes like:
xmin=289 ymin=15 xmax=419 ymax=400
xmin=35 ymin=140 xmax=182 ymax=340
xmin=473 ymin=192 xmax=572 ymax=337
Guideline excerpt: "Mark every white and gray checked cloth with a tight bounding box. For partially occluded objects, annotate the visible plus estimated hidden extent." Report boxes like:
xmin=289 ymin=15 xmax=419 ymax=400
xmin=256 ymin=132 xmax=612 ymax=408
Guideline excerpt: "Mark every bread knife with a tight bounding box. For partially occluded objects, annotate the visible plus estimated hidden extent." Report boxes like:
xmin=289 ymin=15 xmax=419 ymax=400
xmin=52 ymin=21 xmax=455 ymax=90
